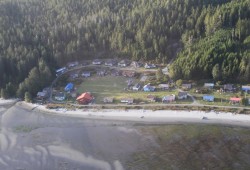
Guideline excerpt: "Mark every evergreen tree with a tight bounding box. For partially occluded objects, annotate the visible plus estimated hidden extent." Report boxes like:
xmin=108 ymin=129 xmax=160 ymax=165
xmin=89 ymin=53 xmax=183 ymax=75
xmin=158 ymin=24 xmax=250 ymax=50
xmin=24 ymin=91 xmax=32 ymax=103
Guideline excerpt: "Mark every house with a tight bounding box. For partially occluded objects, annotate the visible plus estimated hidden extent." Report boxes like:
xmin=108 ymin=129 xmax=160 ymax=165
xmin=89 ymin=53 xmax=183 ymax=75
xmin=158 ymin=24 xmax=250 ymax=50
xmin=82 ymin=71 xmax=91 ymax=78
xmin=147 ymin=94 xmax=156 ymax=102
xmin=178 ymin=92 xmax=188 ymax=100
xmin=144 ymin=63 xmax=156 ymax=69
xmin=203 ymin=95 xmax=214 ymax=102
xmin=140 ymin=75 xmax=148 ymax=82
xmin=182 ymin=84 xmax=192 ymax=90
xmin=131 ymin=61 xmax=143 ymax=68
xmin=122 ymin=71 xmax=136 ymax=77
xmin=242 ymin=85 xmax=250 ymax=92
xmin=132 ymin=83 xmax=141 ymax=91
xmin=92 ymin=59 xmax=102 ymax=65
xmin=64 ymin=83 xmax=74 ymax=92
xmin=105 ymin=59 xmax=117 ymax=66
xmin=230 ymin=97 xmax=241 ymax=104
xmin=248 ymin=98 xmax=250 ymax=105
xmin=76 ymin=92 xmax=93 ymax=104
xmin=70 ymin=72 xmax=79 ymax=79
xmin=42 ymin=87 xmax=50 ymax=94
xmin=67 ymin=61 xmax=79 ymax=68
xmin=143 ymin=84 xmax=156 ymax=92
xmin=81 ymin=61 xmax=89 ymax=66
xmin=103 ymin=97 xmax=114 ymax=103
xmin=55 ymin=92 xmax=66 ymax=101
xmin=118 ymin=60 xmax=130 ymax=67
xmin=120 ymin=98 xmax=134 ymax=104
xmin=224 ymin=84 xmax=234 ymax=91
xmin=204 ymin=83 xmax=214 ymax=89
xmin=162 ymin=95 xmax=175 ymax=103
xmin=162 ymin=66 xmax=168 ymax=75
xmin=37 ymin=87 xmax=50 ymax=100
xmin=56 ymin=67 xmax=67 ymax=76
xmin=111 ymin=69 xmax=121 ymax=76
xmin=96 ymin=69 xmax=107 ymax=76
xmin=158 ymin=84 xmax=169 ymax=90
xmin=37 ymin=91 xmax=48 ymax=100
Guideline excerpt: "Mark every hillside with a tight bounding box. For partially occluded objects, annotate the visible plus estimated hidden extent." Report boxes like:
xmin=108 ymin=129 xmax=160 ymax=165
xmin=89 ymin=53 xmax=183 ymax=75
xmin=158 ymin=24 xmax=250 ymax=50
xmin=0 ymin=0 xmax=249 ymax=98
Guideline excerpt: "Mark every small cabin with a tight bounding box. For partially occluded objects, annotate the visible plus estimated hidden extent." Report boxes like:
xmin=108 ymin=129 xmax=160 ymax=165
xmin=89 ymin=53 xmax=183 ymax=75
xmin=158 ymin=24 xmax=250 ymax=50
xmin=178 ymin=92 xmax=188 ymax=100
xmin=203 ymin=95 xmax=214 ymax=102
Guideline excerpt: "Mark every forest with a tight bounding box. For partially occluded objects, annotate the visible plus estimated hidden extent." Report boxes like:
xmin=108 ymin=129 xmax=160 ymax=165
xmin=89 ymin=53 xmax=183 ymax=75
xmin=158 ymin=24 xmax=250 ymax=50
xmin=0 ymin=0 xmax=249 ymax=98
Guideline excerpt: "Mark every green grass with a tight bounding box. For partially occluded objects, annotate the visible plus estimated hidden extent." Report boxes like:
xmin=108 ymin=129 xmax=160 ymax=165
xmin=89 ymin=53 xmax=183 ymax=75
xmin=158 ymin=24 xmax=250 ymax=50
xmin=190 ymin=88 xmax=250 ymax=107
xmin=76 ymin=76 xmax=128 ymax=103
xmin=75 ymin=76 xmax=189 ymax=104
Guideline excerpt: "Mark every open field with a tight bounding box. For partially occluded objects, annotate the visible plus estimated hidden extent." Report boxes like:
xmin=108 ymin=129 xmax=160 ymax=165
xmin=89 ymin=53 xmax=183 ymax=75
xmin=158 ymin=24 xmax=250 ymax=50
xmin=75 ymin=76 xmax=189 ymax=104
xmin=53 ymin=67 xmax=249 ymax=108
xmin=190 ymin=88 xmax=250 ymax=106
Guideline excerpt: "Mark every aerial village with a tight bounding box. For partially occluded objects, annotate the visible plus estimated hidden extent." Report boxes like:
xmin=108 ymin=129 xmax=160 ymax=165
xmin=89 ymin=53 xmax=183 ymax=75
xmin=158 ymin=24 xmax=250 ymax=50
xmin=36 ymin=59 xmax=250 ymax=108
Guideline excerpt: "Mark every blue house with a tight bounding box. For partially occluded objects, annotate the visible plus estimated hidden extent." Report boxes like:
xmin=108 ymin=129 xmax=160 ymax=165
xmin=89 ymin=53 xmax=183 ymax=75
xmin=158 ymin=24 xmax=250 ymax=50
xmin=203 ymin=95 xmax=214 ymax=102
xmin=143 ymin=84 xmax=155 ymax=92
xmin=242 ymin=86 xmax=250 ymax=92
xmin=65 ymin=83 xmax=74 ymax=92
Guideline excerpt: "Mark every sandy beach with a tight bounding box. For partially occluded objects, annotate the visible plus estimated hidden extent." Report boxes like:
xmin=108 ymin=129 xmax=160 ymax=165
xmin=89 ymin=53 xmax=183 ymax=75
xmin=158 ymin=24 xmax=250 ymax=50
xmin=22 ymin=101 xmax=250 ymax=127
xmin=0 ymin=99 xmax=250 ymax=169
xmin=0 ymin=100 xmax=154 ymax=170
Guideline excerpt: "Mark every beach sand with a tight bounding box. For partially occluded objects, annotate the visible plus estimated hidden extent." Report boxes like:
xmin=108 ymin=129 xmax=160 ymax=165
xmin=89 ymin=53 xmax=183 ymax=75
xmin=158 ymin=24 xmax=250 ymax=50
xmin=0 ymin=100 xmax=250 ymax=169
xmin=0 ymin=101 xmax=156 ymax=170
xmin=23 ymin=101 xmax=250 ymax=127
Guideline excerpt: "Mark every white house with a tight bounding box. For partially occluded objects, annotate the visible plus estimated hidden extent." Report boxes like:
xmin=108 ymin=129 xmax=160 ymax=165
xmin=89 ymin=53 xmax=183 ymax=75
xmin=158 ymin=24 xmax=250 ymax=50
xmin=67 ymin=61 xmax=79 ymax=68
xmin=132 ymin=83 xmax=141 ymax=91
xmin=55 ymin=92 xmax=66 ymax=101
xmin=158 ymin=84 xmax=169 ymax=90
xmin=144 ymin=63 xmax=156 ymax=69
xmin=118 ymin=60 xmax=130 ymax=67
xmin=204 ymin=83 xmax=214 ymax=89
xmin=56 ymin=67 xmax=67 ymax=76
xmin=120 ymin=98 xmax=134 ymax=104
xmin=92 ymin=59 xmax=102 ymax=65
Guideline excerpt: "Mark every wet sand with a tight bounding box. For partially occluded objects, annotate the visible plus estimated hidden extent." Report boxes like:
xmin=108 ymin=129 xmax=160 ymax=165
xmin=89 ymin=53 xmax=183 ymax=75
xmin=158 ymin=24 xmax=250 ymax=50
xmin=0 ymin=101 xmax=250 ymax=169
xmin=0 ymin=104 xmax=155 ymax=170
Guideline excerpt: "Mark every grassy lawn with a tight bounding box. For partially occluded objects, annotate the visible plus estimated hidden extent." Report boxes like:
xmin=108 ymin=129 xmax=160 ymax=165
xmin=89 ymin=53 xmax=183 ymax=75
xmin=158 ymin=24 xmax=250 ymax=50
xmin=75 ymin=75 xmax=190 ymax=104
xmin=190 ymin=88 xmax=250 ymax=107
xmin=76 ymin=76 xmax=128 ymax=103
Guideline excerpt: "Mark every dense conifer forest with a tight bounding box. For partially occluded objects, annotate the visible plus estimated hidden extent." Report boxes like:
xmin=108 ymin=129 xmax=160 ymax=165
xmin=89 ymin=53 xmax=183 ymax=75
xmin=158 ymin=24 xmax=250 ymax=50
xmin=0 ymin=0 xmax=249 ymax=98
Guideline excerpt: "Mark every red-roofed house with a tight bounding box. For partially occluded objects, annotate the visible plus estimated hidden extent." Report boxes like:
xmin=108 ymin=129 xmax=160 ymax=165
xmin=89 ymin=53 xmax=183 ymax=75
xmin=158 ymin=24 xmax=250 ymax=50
xmin=76 ymin=92 xmax=93 ymax=104
xmin=230 ymin=97 xmax=241 ymax=104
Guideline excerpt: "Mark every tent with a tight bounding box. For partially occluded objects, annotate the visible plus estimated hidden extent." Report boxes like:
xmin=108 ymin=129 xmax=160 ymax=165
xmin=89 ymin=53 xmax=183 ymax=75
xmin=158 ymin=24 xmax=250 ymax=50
xmin=65 ymin=83 xmax=74 ymax=91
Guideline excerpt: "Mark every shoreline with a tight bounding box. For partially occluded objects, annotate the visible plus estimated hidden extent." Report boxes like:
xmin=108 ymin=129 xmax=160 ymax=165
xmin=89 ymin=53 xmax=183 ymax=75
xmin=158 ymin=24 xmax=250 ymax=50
xmin=1 ymin=98 xmax=250 ymax=127
xmin=17 ymin=101 xmax=250 ymax=128
xmin=0 ymin=98 xmax=19 ymax=106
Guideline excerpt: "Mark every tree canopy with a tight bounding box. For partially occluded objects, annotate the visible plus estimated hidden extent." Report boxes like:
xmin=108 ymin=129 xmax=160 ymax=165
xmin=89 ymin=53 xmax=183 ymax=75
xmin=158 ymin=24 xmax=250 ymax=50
xmin=0 ymin=0 xmax=249 ymax=98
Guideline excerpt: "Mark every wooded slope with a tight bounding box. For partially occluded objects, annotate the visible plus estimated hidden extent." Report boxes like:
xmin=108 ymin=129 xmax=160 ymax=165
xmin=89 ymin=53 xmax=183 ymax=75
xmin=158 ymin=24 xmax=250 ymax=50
xmin=0 ymin=0 xmax=249 ymax=98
